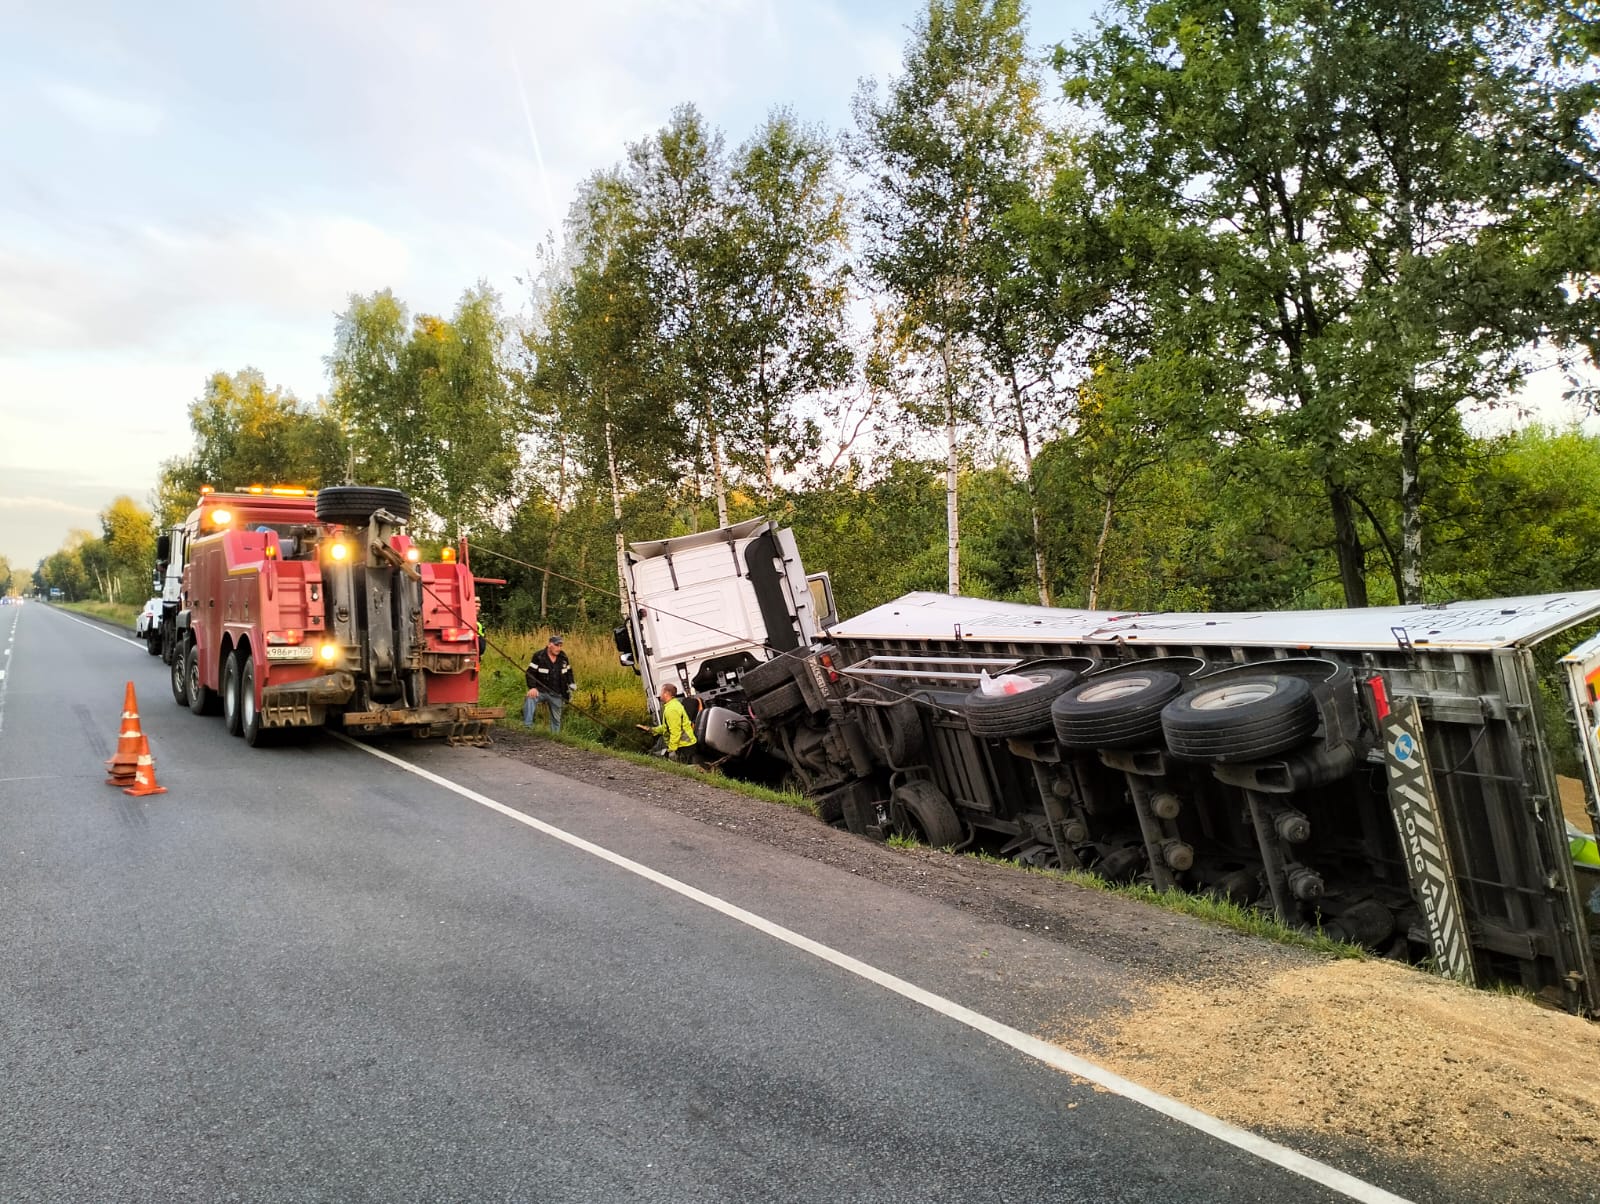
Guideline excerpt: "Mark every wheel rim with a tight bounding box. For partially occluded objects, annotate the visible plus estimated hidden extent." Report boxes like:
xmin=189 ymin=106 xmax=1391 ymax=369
xmin=189 ymin=652 xmax=200 ymax=701
xmin=1190 ymin=679 xmax=1278 ymax=710
xmin=243 ymin=661 xmax=256 ymax=731
xmin=224 ymin=658 xmax=237 ymax=725
xmin=1077 ymin=675 xmax=1155 ymax=703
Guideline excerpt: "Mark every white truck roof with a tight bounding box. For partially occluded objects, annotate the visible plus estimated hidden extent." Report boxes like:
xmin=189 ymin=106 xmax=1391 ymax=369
xmin=830 ymin=589 xmax=1600 ymax=652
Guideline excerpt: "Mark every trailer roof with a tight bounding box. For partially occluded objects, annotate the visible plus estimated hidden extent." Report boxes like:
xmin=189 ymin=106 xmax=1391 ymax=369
xmin=830 ymin=589 xmax=1600 ymax=652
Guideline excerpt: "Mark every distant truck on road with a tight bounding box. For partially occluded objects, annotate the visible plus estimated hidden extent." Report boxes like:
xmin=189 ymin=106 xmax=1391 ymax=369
xmin=158 ymin=484 xmax=501 ymax=746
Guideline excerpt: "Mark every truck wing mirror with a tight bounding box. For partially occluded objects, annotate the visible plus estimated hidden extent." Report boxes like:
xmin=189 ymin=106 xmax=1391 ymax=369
xmin=614 ymin=623 xmax=638 ymax=668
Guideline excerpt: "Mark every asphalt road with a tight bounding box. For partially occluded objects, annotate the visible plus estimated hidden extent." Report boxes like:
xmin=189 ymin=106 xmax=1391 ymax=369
xmin=0 ymin=602 xmax=1415 ymax=1204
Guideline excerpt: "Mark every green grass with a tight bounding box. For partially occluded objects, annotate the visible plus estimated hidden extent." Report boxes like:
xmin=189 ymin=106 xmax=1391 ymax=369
xmin=510 ymin=724 xmax=817 ymax=815
xmin=61 ymin=600 xmax=143 ymax=627
xmin=958 ymin=850 xmax=1367 ymax=958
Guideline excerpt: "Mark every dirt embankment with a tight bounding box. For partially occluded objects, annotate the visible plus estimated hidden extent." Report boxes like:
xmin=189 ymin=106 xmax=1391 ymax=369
xmin=1080 ymin=959 xmax=1600 ymax=1197
xmin=495 ymin=730 xmax=1600 ymax=1198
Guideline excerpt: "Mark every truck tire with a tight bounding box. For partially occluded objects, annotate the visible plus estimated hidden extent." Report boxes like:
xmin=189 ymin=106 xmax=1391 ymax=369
xmin=878 ymin=697 xmax=925 ymax=767
xmin=145 ymin=630 xmax=161 ymax=657
xmin=964 ymin=666 xmax=1080 ymax=739
xmin=315 ymin=485 xmax=411 ymax=526
xmin=171 ymin=644 xmax=190 ymax=707
xmin=857 ymin=684 xmax=925 ymax=768
xmin=812 ymin=782 xmax=848 ymax=824
xmin=749 ymin=680 xmax=805 ymax=723
xmin=741 ymin=649 xmax=804 ymax=698
xmin=1161 ymin=675 xmax=1318 ymax=762
xmin=1052 ymin=670 xmax=1184 ymax=750
xmin=241 ymin=656 xmax=271 ymax=747
xmin=841 ymin=787 xmax=884 ymax=838
xmin=222 ymin=651 xmax=244 ymax=737
xmin=186 ymin=642 xmax=221 ymax=717
xmin=891 ymin=780 xmax=964 ymax=847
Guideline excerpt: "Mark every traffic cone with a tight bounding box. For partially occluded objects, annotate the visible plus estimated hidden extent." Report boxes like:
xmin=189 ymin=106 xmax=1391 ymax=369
xmin=122 ymin=735 xmax=167 ymax=797
xmin=106 ymin=682 xmax=144 ymax=785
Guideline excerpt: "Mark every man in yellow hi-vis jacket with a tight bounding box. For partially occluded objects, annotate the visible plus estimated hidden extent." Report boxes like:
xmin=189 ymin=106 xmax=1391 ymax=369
xmin=638 ymin=683 xmax=699 ymax=762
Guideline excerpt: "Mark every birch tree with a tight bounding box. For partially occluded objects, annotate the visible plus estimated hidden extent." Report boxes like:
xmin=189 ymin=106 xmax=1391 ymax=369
xmin=854 ymin=0 xmax=1055 ymax=599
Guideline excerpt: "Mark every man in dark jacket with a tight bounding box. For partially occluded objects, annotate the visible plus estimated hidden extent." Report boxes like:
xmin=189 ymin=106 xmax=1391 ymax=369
xmin=523 ymin=634 xmax=575 ymax=732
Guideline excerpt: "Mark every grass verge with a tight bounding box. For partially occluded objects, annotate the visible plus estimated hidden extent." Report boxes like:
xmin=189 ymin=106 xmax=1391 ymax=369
xmin=61 ymin=600 xmax=142 ymax=628
xmin=508 ymin=725 xmax=816 ymax=816
xmin=957 ymin=849 xmax=1367 ymax=958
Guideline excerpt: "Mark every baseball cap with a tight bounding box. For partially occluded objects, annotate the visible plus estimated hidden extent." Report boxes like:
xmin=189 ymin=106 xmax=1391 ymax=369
xmin=548 ymin=634 xmax=563 ymax=645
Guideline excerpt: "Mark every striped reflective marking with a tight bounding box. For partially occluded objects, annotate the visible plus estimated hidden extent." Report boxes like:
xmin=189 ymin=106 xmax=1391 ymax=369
xmin=1383 ymin=696 xmax=1475 ymax=985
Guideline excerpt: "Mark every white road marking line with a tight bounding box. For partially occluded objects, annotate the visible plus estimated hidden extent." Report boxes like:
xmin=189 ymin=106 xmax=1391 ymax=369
xmin=0 ymin=607 xmax=18 ymax=735
xmin=0 ymin=614 xmax=11 ymax=735
xmin=50 ymin=609 xmax=145 ymax=649
xmin=337 ymin=734 xmax=1413 ymax=1204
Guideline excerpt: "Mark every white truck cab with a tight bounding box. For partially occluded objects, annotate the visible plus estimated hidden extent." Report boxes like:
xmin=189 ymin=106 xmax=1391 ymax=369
xmin=615 ymin=518 xmax=833 ymax=756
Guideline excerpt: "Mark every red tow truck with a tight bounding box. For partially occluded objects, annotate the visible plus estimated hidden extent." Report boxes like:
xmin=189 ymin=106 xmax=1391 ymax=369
xmin=159 ymin=484 xmax=502 ymax=746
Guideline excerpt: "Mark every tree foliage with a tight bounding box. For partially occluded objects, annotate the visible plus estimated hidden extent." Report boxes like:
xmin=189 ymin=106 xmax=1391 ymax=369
xmin=328 ymin=284 xmax=524 ymax=538
xmin=31 ymin=497 xmax=154 ymax=604
xmin=156 ymin=370 xmax=348 ymax=525
xmin=1056 ymin=0 xmax=1600 ymax=604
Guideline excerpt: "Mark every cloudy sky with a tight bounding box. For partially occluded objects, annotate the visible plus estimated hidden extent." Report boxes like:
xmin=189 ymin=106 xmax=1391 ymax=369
xmin=3 ymin=0 xmax=1086 ymax=569
xmin=2 ymin=0 xmax=1590 ymax=574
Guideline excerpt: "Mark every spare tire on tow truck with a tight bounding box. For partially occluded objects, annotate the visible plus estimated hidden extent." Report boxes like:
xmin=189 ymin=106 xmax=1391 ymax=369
xmin=315 ymin=486 xmax=412 ymax=526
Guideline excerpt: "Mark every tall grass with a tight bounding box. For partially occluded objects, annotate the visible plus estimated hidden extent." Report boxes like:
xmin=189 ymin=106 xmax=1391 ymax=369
xmin=62 ymin=600 xmax=143 ymax=628
xmin=479 ymin=627 xmax=653 ymax=745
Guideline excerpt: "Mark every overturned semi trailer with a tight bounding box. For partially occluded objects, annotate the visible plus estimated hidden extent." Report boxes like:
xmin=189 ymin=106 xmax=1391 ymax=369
xmin=748 ymin=590 xmax=1600 ymax=1014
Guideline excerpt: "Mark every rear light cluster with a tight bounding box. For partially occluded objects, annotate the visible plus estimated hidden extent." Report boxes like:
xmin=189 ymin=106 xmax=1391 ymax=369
xmin=266 ymin=630 xmax=303 ymax=646
xmin=818 ymin=651 xmax=840 ymax=683
xmin=439 ymin=627 xmax=476 ymax=643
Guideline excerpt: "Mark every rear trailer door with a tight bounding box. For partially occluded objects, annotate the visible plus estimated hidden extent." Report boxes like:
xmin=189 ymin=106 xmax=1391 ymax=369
xmin=1557 ymin=637 xmax=1600 ymax=947
xmin=1559 ymin=633 xmax=1600 ymax=845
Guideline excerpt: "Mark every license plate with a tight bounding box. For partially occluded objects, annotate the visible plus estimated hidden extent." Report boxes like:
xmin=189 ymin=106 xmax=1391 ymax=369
xmin=265 ymin=645 xmax=315 ymax=661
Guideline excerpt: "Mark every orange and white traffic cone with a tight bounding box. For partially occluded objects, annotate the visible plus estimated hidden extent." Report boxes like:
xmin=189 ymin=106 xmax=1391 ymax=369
xmin=106 ymin=681 xmax=144 ymax=786
xmin=122 ymin=735 xmax=167 ymax=797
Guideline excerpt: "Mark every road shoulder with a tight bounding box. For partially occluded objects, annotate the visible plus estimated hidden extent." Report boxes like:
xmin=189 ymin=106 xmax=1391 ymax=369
xmin=475 ymin=726 xmax=1600 ymax=1204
